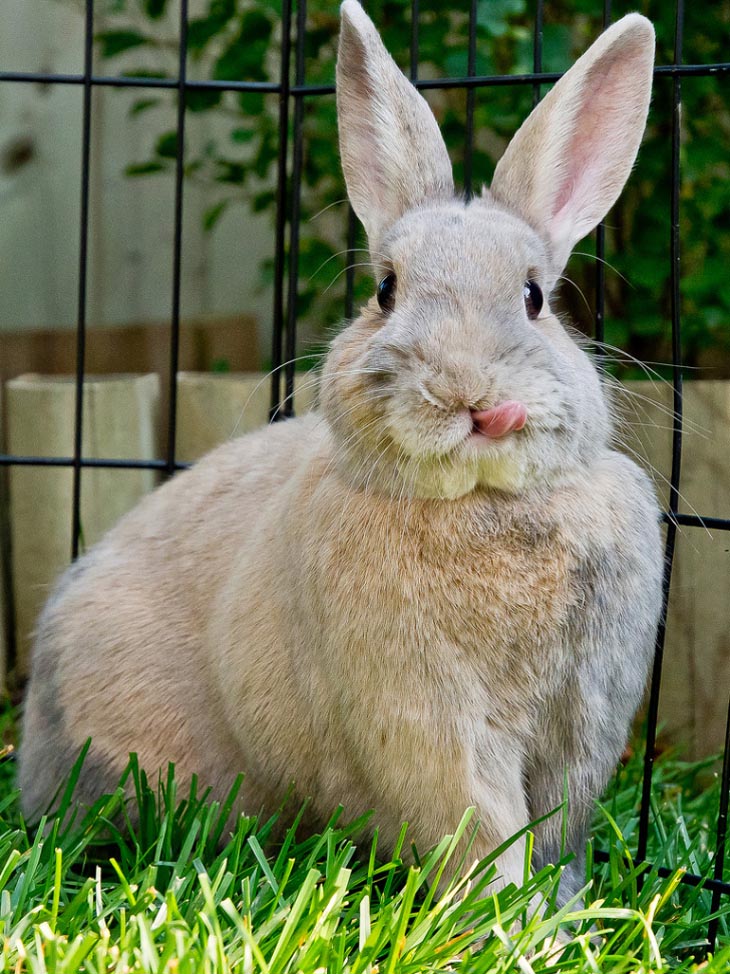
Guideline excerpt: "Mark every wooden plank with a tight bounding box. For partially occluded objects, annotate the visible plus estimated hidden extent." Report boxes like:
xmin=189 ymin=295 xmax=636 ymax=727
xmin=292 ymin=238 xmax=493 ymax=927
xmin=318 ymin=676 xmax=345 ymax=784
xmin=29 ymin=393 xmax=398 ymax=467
xmin=0 ymin=315 xmax=260 ymax=385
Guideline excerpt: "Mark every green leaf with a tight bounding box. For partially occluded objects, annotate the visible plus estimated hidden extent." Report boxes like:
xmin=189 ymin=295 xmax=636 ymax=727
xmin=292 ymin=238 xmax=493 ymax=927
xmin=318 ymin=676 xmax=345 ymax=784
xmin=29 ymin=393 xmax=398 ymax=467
xmin=240 ymin=8 xmax=273 ymax=42
xmin=203 ymin=199 xmax=229 ymax=231
xmin=95 ymin=29 xmax=151 ymax=59
xmin=120 ymin=67 xmax=169 ymax=79
xmin=155 ymin=131 xmax=179 ymax=159
xmin=252 ymin=189 xmax=275 ymax=213
xmin=211 ymin=10 xmax=273 ymax=82
xmin=214 ymin=37 xmax=268 ymax=82
xmin=444 ymin=51 xmax=468 ymax=76
xmin=208 ymin=0 xmax=236 ymax=19
xmin=214 ymin=160 xmax=246 ymax=184
xmin=542 ymin=23 xmax=574 ymax=73
xmin=231 ymin=127 xmax=255 ymax=143
xmin=129 ymin=97 xmax=160 ymax=116
xmin=238 ymin=91 xmax=266 ymax=115
xmin=125 ymin=161 xmax=167 ymax=176
xmin=187 ymin=17 xmax=225 ymax=52
xmin=143 ymin=0 xmax=168 ymax=18
xmin=253 ymin=138 xmax=276 ymax=179
xmin=185 ymin=88 xmax=222 ymax=112
xmin=187 ymin=0 xmax=237 ymax=53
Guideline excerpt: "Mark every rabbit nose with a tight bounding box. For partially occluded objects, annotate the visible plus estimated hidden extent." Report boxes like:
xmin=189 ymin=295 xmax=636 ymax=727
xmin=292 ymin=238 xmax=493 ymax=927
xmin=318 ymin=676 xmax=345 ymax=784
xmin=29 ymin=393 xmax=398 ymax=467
xmin=470 ymin=401 xmax=527 ymax=438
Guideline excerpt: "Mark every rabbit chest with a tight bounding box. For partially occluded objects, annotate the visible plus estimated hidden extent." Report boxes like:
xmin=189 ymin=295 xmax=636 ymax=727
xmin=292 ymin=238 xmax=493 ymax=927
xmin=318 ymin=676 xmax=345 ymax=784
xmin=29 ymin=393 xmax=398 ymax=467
xmin=289 ymin=469 xmax=610 ymax=740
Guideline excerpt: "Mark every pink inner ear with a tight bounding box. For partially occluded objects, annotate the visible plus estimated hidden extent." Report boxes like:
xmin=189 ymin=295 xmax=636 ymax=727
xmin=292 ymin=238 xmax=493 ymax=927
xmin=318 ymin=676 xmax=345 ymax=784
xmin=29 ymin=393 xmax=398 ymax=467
xmin=551 ymin=50 xmax=641 ymax=232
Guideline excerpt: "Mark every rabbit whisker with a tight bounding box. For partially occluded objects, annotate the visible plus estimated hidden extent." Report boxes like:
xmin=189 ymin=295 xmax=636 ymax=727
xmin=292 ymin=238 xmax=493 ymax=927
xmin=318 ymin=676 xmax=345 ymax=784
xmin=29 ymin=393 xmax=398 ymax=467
xmin=267 ymin=366 xmax=386 ymax=423
xmin=591 ymin=339 xmax=690 ymax=391
xmin=613 ymin=436 xmax=710 ymax=541
xmin=600 ymin=369 xmax=705 ymax=431
xmin=558 ymin=274 xmax=592 ymax=316
xmin=308 ymin=198 xmax=349 ymax=221
xmin=324 ymin=262 xmax=379 ymax=294
xmin=307 ymin=248 xmax=377 ymax=283
xmin=225 ymin=353 xmax=326 ymax=438
xmin=318 ymin=406 xmax=389 ymax=489
xmin=572 ymin=250 xmax=633 ymax=287
xmin=604 ymin=378 xmax=709 ymax=438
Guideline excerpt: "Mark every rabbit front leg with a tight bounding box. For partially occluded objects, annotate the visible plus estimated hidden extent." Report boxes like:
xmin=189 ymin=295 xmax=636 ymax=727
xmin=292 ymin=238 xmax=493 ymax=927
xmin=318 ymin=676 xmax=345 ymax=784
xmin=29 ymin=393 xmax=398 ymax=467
xmin=524 ymin=682 xmax=626 ymax=906
xmin=527 ymin=648 xmax=655 ymax=906
xmin=327 ymin=695 xmax=532 ymax=892
xmin=525 ymin=491 xmax=662 ymax=905
xmin=526 ymin=649 xmax=658 ymax=907
xmin=466 ymin=729 xmax=534 ymax=892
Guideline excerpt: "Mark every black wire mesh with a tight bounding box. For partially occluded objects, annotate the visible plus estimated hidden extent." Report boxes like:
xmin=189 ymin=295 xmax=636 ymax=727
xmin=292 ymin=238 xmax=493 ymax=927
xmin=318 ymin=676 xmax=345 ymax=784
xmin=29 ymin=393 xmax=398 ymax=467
xmin=637 ymin=0 xmax=686 ymax=872
xmin=70 ymin=0 xmax=94 ymax=561
xmin=0 ymin=0 xmax=728 ymax=950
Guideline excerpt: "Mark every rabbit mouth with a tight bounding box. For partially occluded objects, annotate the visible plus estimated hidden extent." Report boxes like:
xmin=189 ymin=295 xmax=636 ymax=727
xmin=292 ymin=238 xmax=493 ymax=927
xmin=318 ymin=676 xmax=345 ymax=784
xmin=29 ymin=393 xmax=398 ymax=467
xmin=390 ymin=413 xmax=530 ymax=499
xmin=469 ymin=401 xmax=528 ymax=440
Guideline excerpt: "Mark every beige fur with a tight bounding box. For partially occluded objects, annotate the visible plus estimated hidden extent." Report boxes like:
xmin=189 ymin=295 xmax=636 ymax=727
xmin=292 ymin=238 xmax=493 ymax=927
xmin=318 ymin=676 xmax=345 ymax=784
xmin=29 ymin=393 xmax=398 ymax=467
xmin=20 ymin=2 xmax=662 ymax=904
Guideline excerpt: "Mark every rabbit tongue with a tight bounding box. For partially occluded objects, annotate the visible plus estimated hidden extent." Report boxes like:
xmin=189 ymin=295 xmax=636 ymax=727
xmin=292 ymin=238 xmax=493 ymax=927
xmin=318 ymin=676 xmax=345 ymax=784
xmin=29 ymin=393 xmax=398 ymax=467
xmin=471 ymin=401 xmax=528 ymax=439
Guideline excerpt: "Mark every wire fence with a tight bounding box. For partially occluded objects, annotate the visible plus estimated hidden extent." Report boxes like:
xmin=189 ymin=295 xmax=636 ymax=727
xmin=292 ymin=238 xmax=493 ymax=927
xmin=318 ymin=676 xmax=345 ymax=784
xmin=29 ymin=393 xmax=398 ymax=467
xmin=0 ymin=0 xmax=729 ymax=951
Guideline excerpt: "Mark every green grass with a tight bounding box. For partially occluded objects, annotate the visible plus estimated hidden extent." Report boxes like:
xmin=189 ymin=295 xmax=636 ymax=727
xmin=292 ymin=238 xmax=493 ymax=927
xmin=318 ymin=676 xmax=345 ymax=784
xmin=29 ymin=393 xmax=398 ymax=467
xmin=0 ymin=734 xmax=728 ymax=972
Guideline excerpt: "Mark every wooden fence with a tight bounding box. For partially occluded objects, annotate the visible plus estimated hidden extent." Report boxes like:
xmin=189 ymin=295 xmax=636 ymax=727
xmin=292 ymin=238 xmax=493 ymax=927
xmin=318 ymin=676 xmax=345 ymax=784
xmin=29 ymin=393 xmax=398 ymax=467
xmin=1 ymin=374 xmax=728 ymax=758
xmin=615 ymin=380 xmax=730 ymax=761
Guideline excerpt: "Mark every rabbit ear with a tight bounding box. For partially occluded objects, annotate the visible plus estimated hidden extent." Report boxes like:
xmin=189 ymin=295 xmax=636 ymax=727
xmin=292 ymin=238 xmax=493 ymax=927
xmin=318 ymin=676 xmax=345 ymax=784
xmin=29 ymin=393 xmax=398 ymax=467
xmin=490 ymin=14 xmax=655 ymax=274
xmin=337 ymin=0 xmax=454 ymax=253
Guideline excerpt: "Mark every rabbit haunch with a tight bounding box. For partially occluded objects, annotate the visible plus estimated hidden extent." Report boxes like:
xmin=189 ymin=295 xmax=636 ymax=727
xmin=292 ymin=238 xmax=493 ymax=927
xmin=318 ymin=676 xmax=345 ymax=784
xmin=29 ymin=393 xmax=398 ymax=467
xmin=19 ymin=1 xmax=663 ymax=908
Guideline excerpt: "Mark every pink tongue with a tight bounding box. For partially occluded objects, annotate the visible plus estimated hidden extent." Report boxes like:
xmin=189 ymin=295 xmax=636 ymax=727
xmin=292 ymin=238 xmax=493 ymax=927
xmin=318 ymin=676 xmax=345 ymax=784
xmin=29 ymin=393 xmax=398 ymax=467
xmin=471 ymin=401 xmax=527 ymax=439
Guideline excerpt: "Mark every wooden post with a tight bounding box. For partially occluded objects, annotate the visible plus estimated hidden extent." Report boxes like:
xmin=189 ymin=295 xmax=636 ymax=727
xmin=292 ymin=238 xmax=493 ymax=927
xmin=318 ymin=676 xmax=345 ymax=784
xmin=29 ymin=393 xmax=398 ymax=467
xmin=5 ymin=374 xmax=160 ymax=677
xmin=175 ymin=371 xmax=318 ymax=463
xmin=616 ymin=379 xmax=730 ymax=758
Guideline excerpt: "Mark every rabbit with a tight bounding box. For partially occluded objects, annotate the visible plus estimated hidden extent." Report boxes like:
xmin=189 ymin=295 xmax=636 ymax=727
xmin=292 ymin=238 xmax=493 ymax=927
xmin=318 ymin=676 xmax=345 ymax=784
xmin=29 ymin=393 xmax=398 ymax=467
xmin=19 ymin=0 xmax=662 ymax=906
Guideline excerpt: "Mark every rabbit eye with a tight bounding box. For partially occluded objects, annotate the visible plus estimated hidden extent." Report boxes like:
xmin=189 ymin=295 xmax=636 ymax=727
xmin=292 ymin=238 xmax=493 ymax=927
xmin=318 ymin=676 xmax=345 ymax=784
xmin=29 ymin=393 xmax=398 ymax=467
xmin=524 ymin=280 xmax=543 ymax=320
xmin=377 ymin=273 xmax=397 ymax=314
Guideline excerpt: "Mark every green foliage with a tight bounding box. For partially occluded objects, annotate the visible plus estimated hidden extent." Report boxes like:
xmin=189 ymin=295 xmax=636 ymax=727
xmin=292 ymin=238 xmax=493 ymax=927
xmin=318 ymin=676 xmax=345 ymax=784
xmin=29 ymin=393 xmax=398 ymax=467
xmin=0 ymin=741 xmax=728 ymax=970
xmin=95 ymin=28 xmax=152 ymax=58
xmin=92 ymin=0 xmax=730 ymax=372
xmin=144 ymin=0 xmax=168 ymax=19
